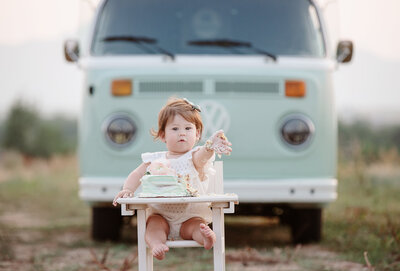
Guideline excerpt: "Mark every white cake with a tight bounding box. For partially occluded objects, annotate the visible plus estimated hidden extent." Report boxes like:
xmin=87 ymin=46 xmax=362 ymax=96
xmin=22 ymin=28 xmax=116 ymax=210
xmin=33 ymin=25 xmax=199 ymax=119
xmin=139 ymin=175 xmax=193 ymax=197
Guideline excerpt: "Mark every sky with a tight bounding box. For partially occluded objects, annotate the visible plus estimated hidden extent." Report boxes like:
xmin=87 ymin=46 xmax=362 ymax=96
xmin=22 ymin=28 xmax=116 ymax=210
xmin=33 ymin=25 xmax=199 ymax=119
xmin=335 ymin=0 xmax=400 ymax=59
xmin=0 ymin=0 xmax=399 ymax=123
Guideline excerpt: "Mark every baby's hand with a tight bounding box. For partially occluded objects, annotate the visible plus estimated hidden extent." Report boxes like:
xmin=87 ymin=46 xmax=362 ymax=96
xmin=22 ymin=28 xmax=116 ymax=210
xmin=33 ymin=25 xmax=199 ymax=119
xmin=205 ymin=130 xmax=232 ymax=156
xmin=112 ymin=189 xmax=134 ymax=206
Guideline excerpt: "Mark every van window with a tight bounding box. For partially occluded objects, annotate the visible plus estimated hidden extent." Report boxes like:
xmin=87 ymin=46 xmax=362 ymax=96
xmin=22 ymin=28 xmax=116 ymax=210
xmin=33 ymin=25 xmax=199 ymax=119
xmin=92 ymin=0 xmax=325 ymax=57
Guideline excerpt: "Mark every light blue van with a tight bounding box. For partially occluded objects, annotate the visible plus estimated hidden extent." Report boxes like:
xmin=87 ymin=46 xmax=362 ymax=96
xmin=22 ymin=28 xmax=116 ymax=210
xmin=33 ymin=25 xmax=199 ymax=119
xmin=65 ymin=0 xmax=353 ymax=243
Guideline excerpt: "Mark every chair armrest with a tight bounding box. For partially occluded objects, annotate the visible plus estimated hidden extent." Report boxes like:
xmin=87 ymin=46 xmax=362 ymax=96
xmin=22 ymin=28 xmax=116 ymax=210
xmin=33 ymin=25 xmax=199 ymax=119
xmin=121 ymin=203 xmax=134 ymax=216
xmin=224 ymin=201 xmax=236 ymax=214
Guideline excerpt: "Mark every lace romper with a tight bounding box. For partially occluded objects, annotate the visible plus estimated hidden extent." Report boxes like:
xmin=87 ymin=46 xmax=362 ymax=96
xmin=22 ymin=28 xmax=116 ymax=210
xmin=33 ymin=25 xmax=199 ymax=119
xmin=141 ymin=146 xmax=215 ymax=239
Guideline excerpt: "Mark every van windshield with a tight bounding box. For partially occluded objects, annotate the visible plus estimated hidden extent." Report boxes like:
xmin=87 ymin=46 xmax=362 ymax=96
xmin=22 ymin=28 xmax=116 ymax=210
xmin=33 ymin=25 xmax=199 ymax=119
xmin=92 ymin=0 xmax=325 ymax=57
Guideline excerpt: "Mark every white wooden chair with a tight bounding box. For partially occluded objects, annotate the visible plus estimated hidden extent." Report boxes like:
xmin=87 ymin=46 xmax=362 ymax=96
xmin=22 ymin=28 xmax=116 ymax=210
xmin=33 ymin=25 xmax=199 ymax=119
xmin=117 ymin=161 xmax=238 ymax=271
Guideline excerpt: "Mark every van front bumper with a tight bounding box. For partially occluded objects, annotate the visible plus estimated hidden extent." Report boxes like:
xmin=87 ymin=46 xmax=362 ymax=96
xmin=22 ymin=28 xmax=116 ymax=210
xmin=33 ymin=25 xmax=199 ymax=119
xmin=224 ymin=178 xmax=337 ymax=204
xmin=79 ymin=177 xmax=337 ymax=205
xmin=79 ymin=177 xmax=125 ymax=203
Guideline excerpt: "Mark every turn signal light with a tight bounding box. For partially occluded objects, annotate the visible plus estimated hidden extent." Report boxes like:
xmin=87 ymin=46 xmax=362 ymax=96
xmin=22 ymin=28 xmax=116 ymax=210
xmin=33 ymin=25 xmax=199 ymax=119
xmin=285 ymin=80 xmax=306 ymax=98
xmin=112 ymin=79 xmax=132 ymax=96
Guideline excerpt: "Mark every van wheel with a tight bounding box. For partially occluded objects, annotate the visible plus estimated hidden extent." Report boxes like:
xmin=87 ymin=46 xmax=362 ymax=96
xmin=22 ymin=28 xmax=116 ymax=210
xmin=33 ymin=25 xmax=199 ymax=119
xmin=91 ymin=207 xmax=122 ymax=241
xmin=287 ymin=208 xmax=322 ymax=244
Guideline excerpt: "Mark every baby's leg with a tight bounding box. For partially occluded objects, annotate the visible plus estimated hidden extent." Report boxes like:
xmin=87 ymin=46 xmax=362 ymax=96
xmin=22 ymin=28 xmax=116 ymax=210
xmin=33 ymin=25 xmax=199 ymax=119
xmin=180 ymin=217 xmax=216 ymax=250
xmin=145 ymin=214 xmax=170 ymax=260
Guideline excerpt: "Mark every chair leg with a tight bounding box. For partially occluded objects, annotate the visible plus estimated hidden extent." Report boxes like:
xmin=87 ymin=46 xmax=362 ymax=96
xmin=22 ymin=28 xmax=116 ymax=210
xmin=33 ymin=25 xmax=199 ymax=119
xmin=212 ymin=207 xmax=225 ymax=271
xmin=146 ymin=247 xmax=153 ymax=271
xmin=137 ymin=209 xmax=150 ymax=271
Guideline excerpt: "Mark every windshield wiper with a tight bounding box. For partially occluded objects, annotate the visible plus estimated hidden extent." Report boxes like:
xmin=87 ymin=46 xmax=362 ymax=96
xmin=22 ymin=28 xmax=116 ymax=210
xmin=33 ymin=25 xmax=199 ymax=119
xmin=103 ymin=35 xmax=175 ymax=60
xmin=188 ymin=39 xmax=277 ymax=62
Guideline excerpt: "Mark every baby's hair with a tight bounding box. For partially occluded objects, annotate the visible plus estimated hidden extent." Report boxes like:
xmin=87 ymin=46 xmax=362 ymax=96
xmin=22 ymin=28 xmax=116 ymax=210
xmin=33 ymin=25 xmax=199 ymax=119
xmin=151 ymin=97 xmax=203 ymax=141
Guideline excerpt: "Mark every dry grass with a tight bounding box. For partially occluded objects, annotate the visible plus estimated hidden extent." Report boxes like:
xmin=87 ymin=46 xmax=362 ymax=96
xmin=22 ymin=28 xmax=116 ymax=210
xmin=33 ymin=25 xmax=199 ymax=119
xmin=0 ymin=151 xmax=399 ymax=270
xmin=323 ymin=148 xmax=400 ymax=270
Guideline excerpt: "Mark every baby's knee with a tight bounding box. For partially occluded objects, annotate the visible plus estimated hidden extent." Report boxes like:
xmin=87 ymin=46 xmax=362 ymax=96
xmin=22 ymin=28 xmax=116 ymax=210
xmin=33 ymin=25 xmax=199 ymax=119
xmin=180 ymin=217 xmax=205 ymax=238
xmin=147 ymin=214 xmax=170 ymax=231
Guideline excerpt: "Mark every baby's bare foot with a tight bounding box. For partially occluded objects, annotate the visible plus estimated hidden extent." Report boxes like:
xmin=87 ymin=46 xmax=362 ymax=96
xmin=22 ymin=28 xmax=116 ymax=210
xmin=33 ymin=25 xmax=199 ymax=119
xmin=152 ymin=243 xmax=169 ymax=260
xmin=199 ymin=223 xmax=216 ymax=250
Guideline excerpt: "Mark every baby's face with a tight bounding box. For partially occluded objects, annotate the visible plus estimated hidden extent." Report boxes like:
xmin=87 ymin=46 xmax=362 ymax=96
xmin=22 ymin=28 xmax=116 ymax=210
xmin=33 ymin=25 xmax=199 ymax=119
xmin=162 ymin=114 xmax=199 ymax=155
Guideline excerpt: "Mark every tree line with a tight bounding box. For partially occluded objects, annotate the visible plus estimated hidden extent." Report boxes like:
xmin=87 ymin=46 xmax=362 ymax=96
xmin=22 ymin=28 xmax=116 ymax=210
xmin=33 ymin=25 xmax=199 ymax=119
xmin=0 ymin=101 xmax=77 ymax=159
xmin=338 ymin=120 xmax=400 ymax=163
xmin=0 ymin=101 xmax=399 ymax=162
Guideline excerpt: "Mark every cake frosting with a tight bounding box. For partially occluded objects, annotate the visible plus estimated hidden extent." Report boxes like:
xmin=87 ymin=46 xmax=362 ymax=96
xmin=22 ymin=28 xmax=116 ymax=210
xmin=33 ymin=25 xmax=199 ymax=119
xmin=139 ymin=175 xmax=197 ymax=197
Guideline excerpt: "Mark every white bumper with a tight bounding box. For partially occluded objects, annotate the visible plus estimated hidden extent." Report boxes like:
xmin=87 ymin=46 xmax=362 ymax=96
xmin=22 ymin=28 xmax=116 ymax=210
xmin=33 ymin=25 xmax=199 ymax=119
xmin=224 ymin=178 xmax=337 ymax=204
xmin=80 ymin=177 xmax=337 ymax=205
xmin=79 ymin=177 xmax=126 ymax=202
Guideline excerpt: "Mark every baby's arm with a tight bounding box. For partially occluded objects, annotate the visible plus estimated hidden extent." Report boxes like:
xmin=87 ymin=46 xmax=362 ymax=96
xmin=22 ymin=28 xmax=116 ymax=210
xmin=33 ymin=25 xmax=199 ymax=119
xmin=112 ymin=162 xmax=150 ymax=206
xmin=192 ymin=130 xmax=232 ymax=171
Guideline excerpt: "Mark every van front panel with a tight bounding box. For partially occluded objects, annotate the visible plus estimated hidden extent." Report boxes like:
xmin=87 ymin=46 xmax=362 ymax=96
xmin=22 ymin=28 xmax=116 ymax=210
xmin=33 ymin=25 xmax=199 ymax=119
xmin=79 ymin=57 xmax=336 ymax=182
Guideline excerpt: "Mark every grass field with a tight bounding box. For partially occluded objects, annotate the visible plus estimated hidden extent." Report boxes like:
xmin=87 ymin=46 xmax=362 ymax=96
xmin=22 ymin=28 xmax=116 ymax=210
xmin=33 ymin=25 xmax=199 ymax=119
xmin=0 ymin=151 xmax=399 ymax=270
xmin=323 ymin=156 xmax=400 ymax=270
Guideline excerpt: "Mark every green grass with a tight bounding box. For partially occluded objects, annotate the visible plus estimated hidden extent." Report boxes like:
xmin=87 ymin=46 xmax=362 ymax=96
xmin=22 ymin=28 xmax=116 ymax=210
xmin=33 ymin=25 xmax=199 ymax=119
xmin=0 ymin=154 xmax=90 ymax=264
xmin=0 ymin=155 xmax=89 ymax=223
xmin=0 ymin=225 xmax=15 ymax=261
xmin=1 ymin=152 xmax=400 ymax=270
xmin=322 ymin=159 xmax=400 ymax=270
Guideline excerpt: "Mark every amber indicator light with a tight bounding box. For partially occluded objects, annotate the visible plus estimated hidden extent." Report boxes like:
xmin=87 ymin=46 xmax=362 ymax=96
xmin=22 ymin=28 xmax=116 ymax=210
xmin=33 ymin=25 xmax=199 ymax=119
xmin=285 ymin=80 xmax=306 ymax=97
xmin=112 ymin=80 xmax=132 ymax=96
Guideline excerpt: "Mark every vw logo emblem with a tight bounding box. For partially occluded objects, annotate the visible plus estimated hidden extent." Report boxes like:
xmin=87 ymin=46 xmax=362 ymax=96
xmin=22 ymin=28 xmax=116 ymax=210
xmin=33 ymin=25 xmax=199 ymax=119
xmin=199 ymin=100 xmax=230 ymax=141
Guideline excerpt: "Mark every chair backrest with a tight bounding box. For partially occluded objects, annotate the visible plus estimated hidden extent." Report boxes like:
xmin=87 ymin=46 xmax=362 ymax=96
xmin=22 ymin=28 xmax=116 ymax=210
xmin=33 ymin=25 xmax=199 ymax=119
xmin=207 ymin=161 xmax=224 ymax=194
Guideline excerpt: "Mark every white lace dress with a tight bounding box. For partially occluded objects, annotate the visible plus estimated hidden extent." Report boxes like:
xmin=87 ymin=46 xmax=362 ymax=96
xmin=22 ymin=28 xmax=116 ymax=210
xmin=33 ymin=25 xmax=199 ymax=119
xmin=141 ymin=146 xmax=215 ymax=239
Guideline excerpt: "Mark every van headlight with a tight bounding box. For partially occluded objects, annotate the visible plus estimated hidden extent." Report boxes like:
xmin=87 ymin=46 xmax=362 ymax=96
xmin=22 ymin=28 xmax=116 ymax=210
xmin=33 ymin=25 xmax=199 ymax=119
xmin=280 ymin=114 xmax=314 ymax=148
xmin=103 ymin=114 xmax=137 ymax=147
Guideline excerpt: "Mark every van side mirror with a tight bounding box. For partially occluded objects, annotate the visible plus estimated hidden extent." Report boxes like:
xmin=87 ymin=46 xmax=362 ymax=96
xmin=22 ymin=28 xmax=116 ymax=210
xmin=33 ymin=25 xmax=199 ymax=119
xmin=336 ymin=40 xmax=353 ymax=63
xmin=64 ymin=39 xmax=80 ymax=62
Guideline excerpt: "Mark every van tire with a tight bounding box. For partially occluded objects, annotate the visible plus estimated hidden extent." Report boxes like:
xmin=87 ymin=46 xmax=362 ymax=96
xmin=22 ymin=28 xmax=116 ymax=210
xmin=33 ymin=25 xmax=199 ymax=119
xmin=287 ymin=208 xmax=322 ymax=244
xmin=91 ymin=207 xmax=122 ymax=241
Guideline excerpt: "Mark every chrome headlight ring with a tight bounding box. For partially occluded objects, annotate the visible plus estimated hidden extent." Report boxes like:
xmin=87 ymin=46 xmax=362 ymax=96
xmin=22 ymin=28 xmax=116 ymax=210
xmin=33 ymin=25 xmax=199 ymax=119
xmin=102 ymin=113 xmax=138 ymax=148
xmin=280 ymin=114 xmax=315 ymax=150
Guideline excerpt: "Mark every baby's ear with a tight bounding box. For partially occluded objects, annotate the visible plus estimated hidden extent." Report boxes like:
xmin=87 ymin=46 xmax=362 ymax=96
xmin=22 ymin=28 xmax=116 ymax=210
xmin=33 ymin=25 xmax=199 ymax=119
xmin=159 ymin=131 xmax=166 ymax=143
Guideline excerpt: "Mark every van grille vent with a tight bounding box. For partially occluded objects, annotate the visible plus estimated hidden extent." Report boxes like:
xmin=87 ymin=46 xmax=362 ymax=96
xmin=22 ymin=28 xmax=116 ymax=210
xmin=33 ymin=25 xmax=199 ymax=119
xmin=139 ymin=81 xmax=203 ymax=94
xmin=215 ymin=82 xmax=280 ymax=95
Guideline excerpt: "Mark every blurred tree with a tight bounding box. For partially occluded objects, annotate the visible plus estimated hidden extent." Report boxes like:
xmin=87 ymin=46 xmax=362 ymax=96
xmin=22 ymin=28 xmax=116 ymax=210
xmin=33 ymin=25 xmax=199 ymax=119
xmin=0 ymin=122 xmax=5 ymax=150
xmin=1 ymin=100 xmax=77 ymax=159
xmin=338 ymin=120 xmax=400 ymax=163
xmin=2 ymin=100 xmax=41 ymax=157
xmin=45 ymin=116 xmax=78 ymax=153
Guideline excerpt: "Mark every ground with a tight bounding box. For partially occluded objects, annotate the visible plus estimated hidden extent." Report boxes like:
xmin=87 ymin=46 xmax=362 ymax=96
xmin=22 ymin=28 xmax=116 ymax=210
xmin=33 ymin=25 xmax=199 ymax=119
xmin=0 ymin=211 xmax=368 ymax=271
xmin=1 ymin=153 xmax=396 ymax=270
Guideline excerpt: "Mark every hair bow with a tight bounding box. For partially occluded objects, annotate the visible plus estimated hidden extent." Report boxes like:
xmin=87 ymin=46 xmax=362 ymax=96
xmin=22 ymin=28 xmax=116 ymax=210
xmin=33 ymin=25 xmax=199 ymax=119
xmin=183 ymin=98 xmax=201 ymax=112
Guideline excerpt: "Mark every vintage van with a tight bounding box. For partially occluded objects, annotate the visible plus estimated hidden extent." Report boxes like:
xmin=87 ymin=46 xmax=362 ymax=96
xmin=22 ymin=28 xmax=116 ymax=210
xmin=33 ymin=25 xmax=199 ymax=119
xmin=65 ymin=0 xmax=353 ymax=243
